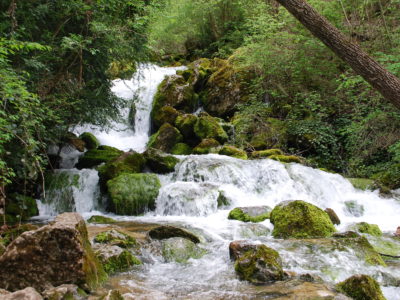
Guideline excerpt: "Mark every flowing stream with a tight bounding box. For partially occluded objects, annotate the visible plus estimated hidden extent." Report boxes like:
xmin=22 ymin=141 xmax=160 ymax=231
xmin=37 ymin=64 xmax=400 ymax=300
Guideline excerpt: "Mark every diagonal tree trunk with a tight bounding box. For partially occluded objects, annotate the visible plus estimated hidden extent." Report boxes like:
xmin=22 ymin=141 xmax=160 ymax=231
xmin=274 ymin=0 xmax=400 ymax=109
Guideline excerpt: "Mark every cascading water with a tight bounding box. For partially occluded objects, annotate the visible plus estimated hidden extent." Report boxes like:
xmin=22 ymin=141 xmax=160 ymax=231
xmin=38 ymin=64 xmax=400 ymax=299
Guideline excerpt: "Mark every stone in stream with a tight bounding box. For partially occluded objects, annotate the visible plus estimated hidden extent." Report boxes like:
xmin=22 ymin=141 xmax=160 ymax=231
xmin=161 ymin=237 xmax=206 ymax=263
xmin=233 ymin=243 xmax=285 ymax=284
xmin=325 ymin=208 xmax=341 ymax=225
xmin=94 ymin=245 xmax=141 ymax=274
xmin=0 ymin=287 xmax=43 ymax=300
xmin=395 ymin=226 xmax=400 ymax=237
xmin=229 ymin=240 xmax=258 ymax=261
xmin=42 ymin=284 xmax=87 ymax=300
xmin=194 ymin=114 xmax=228 ymax=144
xmin=228 ymin=206 xmax=271 ymax=223
xmin=270 ymin=200 xmax=336 ymax=239
xmin=0 ymin=213 xmax=106 ymax=292
xmin=93 ymin=229 xmax=137 ymax=248
xmin=147 ymin=123 xmax=183 ymax=153
xmin=336 ymin=274 xmax=387 ymax=300
xmin=144 ymin=148 xmax=180 ymax=174
xmin=148 ymin=225 xmax=200 ymax=244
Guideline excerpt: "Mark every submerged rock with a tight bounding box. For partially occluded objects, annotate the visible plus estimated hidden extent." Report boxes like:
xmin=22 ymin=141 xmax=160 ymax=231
xmin=87 ymin=215 xmax=117 ymax=224
xmin=234 ymin=244 xmax=285 ymax=284
xmin=336 ymin=274 xmax=387 ymax=300
xmin=228 ymin=206 xmax=271 ymax=223
xmin=76 ymin=145 xmax=123 ymax=169
xmin=1 ymin=287 xmax=43 ymax=300
xmin=144 ymin=148 xmax=179 ymax=174
xmin=325 ymin=208 xmax=341 ymax=225
xmin=218 ymin=145 xmax=247 ymax=160
xmin=42 ymin=284 xmax=87 ymax=300
xmin=149 ymin=225 xmax=200 ymax=244
xmin=0 ymin=213 xmax=106 ymax=292
xmin=79 ymin=132 xmax=100 ymax=150
xmin=270 ymin=200 xmax=336 ymax=239
xmin=161 ymin=237 xmax=206 ymax=263
xmin=95 ymin=245 xmax=141 ymax=274
xmin=147 ymin=123 xmax=183 ymax=153
xmin=107 ymin=173 xmax=161 ymax=215
xmin=94 ymin=229 xmax=137 ymax=248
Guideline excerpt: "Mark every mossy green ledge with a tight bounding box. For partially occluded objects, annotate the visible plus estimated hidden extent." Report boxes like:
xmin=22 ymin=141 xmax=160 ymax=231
xmin=270 ymin=200 xmax=336 ymax=239
xmin=219 ymin=145 xmax=247 ymax=160
xmin=76 ymin=145 xmax=123 ymax=169
xmin=107 ymin=173 xmax=161 ymax=215
xmin=336 ymin=274 xmax=387 ymax=300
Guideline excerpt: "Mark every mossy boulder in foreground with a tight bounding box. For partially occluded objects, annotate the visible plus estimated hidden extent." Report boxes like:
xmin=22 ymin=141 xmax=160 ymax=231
xmin=234 ymin=244 xmax=285 ymax=284
xmin=144 ymin=148 xmax=179 ymax=173
xmin=270 ymin=200 xmax=336 ymax=239
xmin=228 ymin=206 xmax=271 ymax=223
xmin=79 ymin=132 xmax=100 ymax=150
xmin=107 ymin=173 xmax=161 ymax=215
xmin=336 ymin=274 xmax=387 ymax=300
xmin=76 ymin=145 xmax=123 ymax=169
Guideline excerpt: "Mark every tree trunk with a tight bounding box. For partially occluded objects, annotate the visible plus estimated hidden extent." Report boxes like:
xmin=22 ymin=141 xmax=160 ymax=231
xmin=274 ymin=0 xmax=400 ymax=109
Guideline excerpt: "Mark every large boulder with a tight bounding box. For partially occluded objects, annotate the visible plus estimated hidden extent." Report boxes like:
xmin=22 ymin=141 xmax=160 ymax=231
xmin=107 ymin=173 xmax=161 ymax=215
xmin=194 ymin=114 xmax=228 ymax=144
xmin=0 ymin=287 xmax=43 ymax=300
xmin=270 ymin=200 xmax=336 ymax=239
xmin=0 ymin=213 xmax=106 ymax=292
xmin=147 ymin=123 xmax=183 ymax=153
xmin=228 ymin=206 xmax=271 ymax=223
xmin=149 ymin=225 xmax=200 ymax=244
xmin=234 ymin=244 xmax=285 ymax=284
xmin=144 ymin=148 xmax=180 ymax=174
xmin=76 ymin=145 xmax=123 ymax=169
xmin=336 ymin=274 xmax=387 ymax=300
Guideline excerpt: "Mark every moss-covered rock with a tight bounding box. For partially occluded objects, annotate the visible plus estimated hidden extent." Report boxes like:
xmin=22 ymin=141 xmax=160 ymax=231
xmin=107 ymin=173 xmax=161 ymax=215
xmin=336 ymin=274 xmax=387 ymax=300
xmin=218 ymin=145 xmax=247 ymax=160
xmin=79 ymin=132 xmax=100 ymax=150
xmin=350 ymin=222 xmax=383 ymax=237
xmin=269 ymin=154 xmax=302 ymax=164
xmin=234 ymin=244 xmax=284 ymax=284
xmin=153 ymin=105 xmax=181 ymax=130
xmin=64 ymin=132 xmax=85 ymax=152
xmin=147 ymin=123 xmax=183 ymax=153
xmin=270 ymin=200 xmax=336 ymax=239
xmin=251 ymin=149 xmax=283 ymax=159
xmin=161 ymin=237 xmax=206 ymax=263
xmin=192 ymin=138 xmax=220 ymax=154
xmin=97 ymin=151 xmax=146 ymax=184
xmin=76 ymin=146 xmax=123 ymax=169
xmin=87 ymin=215 xmax=117 ymax=224
xmin=228 ymin=206 xmax=271 ymax=223
xmin=94 ymin=229 xmax=137 ymax=248
xmin=5 ymin=193 xmax=38 ymax=222
xmin=95 ymin=245 xmax=140 ymax=274
xmin=174 ymin=114 xmax=198 ymax=142
xmin=194 ymin=115 xmax=228 ymax=143
xmin=144 ymin=148 xmax=180 ymax=173
xmin=348 ymin=178 xmax=376 ymax=190
xmin=149 ymin=225 xmax=200 ymax=244
xmin=171 ymin=143 xmax=192 ymax=155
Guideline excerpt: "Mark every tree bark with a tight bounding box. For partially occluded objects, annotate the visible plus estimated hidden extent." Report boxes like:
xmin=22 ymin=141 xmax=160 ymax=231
xmin=274 ymin=0 xmax=400 ymax=109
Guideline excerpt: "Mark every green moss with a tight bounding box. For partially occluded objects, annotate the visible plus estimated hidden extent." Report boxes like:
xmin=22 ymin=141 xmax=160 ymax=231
xmin=234 ymin=245 xmax=284 ymax=284
xmin=228 ymin=207 xmax=270 ymax=223
xmin=174 ymin=114 xmax=198 ymax=140
xmin=101 ymin=249 xmax=141 ymax=274
xmin=5 ymin=193 xmax=38 ymax=221
xmin=94 ymin=230 xmax=137 ymax=248
xmin=270 ymin=200 xmax=336 ymax=239
xmin=153 ymin=105 xmax=181 ymax=130
xmin=147 ymin=123 xmax=183 ymax=153
xmin=192 ymin=138 xmax=220 ymax=154
xmin=87 ymin=215 xmax=117 ymax=224
xmin=336 ymin=275 xmax=387 ymax=300
xmin=76 ymin=146 xmax=123 ymax=169
xmin=348 ymin=178 xmax=376 ymax=190
xmin=352 ymin=222 xmax=382 ymax=237
xmin=0 ymin=224 xmax=38 ymax=247
xmin=269 ymin=154 xmax=302 ymax=164
xmin=171 ymin=143 xmax=192 ymax=155
xmin=97 ymin=151 xmax=146 ymax=183
xmin=219 ymin=146 xmax=247 ymax=160
xmin=251 ymin=149 xmax=283 ymax=159
xmin=194 ymin=115 xmax=228 ymax=143
xmin=145 ymin=148 xmax=180 ymax=173
xmin=107 ymin=173 xmax=161 ymax=215
xmin=79 ymin=132 xmax=100 ymax=150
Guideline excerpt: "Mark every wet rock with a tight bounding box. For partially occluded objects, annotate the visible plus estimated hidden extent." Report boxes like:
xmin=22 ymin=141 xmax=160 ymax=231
xmin=170 ymin=143 xmax=192 ymax=155
xmin=325 ymin=208 xmax=341 ymax=225
xmin=161 ymin=237 xmax=206 ymax=263
xmin=365 ymin=234 xmax=400 ymax=257
xmin=336 ymin=274 xmax=387 ymax=300
xmin=1 ymin=287 xmax=43 ymax=300
xmin=332 ymin=231 xmax=360 ymax=238
xmin=174 ymin=114 xmax=198 ymax=142
xmin=228 ymin=206 xmax=271 ymax=223
xmin=229 ymin=240 xmax=258 ymax=261
xmin=97 ymin=151 xmax=146 ymax=184
xmin=65 ymin=132 xmax=85 ymax=152
xmin=344 ymin=200 xmax=364 ymax=217
xmin=147 ymin=123 xmax=183 ymax=153
xmin=107 ymin=173 xmax=161 ymax=215
xmin=76 ymin=145 xmax=123 ymax=169
xmin=87 ymin=215 xmax=117 ymax=224
xmin=144 ymin=148 xmax=179 ymax=174
xmin=350 ymin=222 xmax=382 ymax=237
xmin=192 ymin=138 xmax=220 ymax=154
xmin=42 ymin=284 xmax=87 ymax=300
xmin=270 ymin=200 xmax=336 ymax=239
xmin=218 ymin=145 xmax=247 ymax=160
xmin=149 ymin=225 xmax=200 ymax=244
xmin=194 ymin=114 xmax=228 ymax=144
xmin=0 ymin=213 xmax=106 ymax=292
xmin=395 ymin=226 xmax=400 ymax=237
xmin=79 ymin=132 xmax=100 ymax=150
xmin=234 ymin=244 xmax=285 ymax=284
xmin=95 ymin=245 xmax=141 ymax=274
xmin=94 ymin=229 xmax=137 ymax=248
xmin=250 ymin=149 xmax=283 ymax=159
xmin=153 ymin=105 xmax=181 ymax=130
